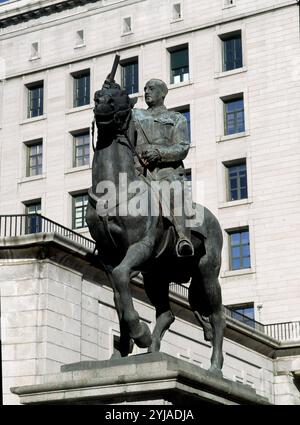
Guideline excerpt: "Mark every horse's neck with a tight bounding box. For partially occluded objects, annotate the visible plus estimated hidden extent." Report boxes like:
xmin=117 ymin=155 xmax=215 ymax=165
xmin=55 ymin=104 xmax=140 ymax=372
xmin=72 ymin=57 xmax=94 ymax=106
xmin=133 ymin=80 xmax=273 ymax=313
xmin=92 ymin=134 xmax=137 ymax=192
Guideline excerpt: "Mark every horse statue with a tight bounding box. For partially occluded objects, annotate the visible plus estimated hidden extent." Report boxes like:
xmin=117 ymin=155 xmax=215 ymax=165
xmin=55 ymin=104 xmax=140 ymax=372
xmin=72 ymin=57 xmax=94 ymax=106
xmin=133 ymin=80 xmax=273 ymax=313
xmin=86 ymin=56 xmax=226 ymax=376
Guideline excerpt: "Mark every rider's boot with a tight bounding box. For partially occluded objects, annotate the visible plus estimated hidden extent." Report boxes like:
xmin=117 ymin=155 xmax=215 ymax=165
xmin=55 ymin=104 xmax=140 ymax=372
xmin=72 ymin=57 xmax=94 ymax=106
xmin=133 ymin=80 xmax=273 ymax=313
xmin=174 ymin=216 xmax=194 ymax=257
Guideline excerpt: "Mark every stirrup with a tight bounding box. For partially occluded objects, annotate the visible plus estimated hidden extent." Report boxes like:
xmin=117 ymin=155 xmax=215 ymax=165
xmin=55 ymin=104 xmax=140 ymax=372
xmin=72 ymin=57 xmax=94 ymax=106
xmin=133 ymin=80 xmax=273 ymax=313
xmin=175 ymin=238 xmax=194 ymax=257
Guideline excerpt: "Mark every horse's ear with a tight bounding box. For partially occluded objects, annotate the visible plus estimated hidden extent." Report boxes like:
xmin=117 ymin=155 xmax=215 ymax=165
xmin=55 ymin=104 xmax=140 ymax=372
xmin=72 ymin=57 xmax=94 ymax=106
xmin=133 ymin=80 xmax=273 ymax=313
xmin=130 ymin=97 xmax=138 ymax=108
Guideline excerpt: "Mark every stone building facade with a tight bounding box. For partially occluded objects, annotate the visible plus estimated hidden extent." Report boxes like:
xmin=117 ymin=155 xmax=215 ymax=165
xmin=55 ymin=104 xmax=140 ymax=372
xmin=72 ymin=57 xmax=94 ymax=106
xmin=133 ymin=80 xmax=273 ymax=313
xmin=0 ymin=0 xmax=300 ymax=404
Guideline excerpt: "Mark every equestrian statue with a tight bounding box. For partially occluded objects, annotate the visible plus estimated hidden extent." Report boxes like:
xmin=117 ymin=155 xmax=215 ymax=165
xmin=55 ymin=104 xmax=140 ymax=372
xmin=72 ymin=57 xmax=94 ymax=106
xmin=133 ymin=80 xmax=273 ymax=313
xmin=86 ymin=55 xmax=226 ymax=376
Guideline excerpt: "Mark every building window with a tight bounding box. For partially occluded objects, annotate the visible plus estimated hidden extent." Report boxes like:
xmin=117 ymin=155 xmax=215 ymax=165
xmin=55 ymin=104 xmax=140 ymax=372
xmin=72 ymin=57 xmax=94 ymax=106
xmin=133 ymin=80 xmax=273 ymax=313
xmin=24 ymin=201 xmax=42 ymax=234
xmin=75 ymin=30 xmax=85 ymax=47
xmin=227 ymin=303 xmax=255 ymax=328
xmin=169 ymin=45 xmax=189 ymax=84
xmin=27 ymin=81 xmax=43 ymax=118
xmin=30 ymin=42 xmax=39 ymax=59
xmin=228 ymin=228 xmax=251 ymax=270
xmin=122 ymin=17 xmax=132 ymax=34
xmin=73 ymin=131 xmax=90 ymax=167
xmin=121 ymin=58 xmax=139 ymax=94
xmin=226 ymin=161 xmax=247 ymax=201
xmin=26 ymin=141 xmax=43 ymax=177
xmin=72 ymin=193 xmax=88 ymax=229
xmin=223 ymin=95 xmax=245 ymax=135
xmin=221 ymin=32 xmax=243 ymax=72
xmin=172 ymin=3 xmax=182 ymax=21
xmin=73 ymin=70 xmax=90 ymax=108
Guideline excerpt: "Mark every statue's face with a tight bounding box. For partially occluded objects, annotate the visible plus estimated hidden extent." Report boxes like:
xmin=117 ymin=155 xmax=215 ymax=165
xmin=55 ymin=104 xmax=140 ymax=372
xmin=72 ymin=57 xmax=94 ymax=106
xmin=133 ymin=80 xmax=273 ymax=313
xmin=144 ymin=81 xmax=164 ymax=107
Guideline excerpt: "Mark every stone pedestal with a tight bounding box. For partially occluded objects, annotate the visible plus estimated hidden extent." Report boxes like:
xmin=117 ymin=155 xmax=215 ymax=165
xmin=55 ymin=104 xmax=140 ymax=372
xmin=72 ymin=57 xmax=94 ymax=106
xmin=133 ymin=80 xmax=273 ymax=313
xmin=11 ymin=353 xmax=270 ymax=405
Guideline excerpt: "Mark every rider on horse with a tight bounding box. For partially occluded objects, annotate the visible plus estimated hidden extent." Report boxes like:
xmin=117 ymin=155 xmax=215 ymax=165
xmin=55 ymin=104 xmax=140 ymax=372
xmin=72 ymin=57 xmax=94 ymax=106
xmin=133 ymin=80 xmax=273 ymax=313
xmin=133 ymin=79 xmax=194 ymax=257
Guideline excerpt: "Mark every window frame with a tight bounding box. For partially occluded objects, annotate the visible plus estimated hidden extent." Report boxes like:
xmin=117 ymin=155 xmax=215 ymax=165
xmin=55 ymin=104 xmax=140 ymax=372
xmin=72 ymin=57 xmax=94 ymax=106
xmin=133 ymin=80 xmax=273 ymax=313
xmin=228 ymin=228 xmax=251 ymax=271
xmin=26 ymin=140 xmax=43 ymax=177
xmin=24 ymin=200 xmax=42 ymax=234
xmin=168 ymin=44 xmax=189 ymax=85
xmin=223 ymin=94 xmax=245 ymax=136
xmin=120 ymin=57 xmax=139 ymax=95
xmin=72 ymin=192 xmax=89 ymax=229
xmin=26 ymin=81 xmax=44 ymax=118
xmin=227 ymin=302 xmax=255 ymax=327
xmin=72 ymin=131 xmax=90 ymax=168
xmin=225 ymin=160 xmax=248 ymax=202
xmin=72 ymin=69 xmax=90 ymax=108
xmin=221 ymin=31 xmax=243 ymax=72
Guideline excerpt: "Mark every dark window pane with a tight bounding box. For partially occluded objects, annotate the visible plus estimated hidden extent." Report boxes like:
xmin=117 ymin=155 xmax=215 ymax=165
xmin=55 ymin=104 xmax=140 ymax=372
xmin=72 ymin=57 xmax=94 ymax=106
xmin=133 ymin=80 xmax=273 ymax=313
xmin=229 ymin=229 xmax=250 ymax=270
xmin=223 ymin=34 xmax=243 ymax=72
xmin=72 ymin=193 xmax=88 ymax=229
xmin=73 ymin=133 xmax=90 ymax=167
xmin=25 ymin=202 xmax=41 ymax=234
xmin=224 ymin=97 xmax=245 ymax=135
xmin=170 ymin=48 xmax=189 ymax=84
xmin=74 ymin=72 xmax=90 ymax=107
xmin=27 ymin=83 xmax=44 ymax=118
xmin=121 ymin=60 xmax=139 ymax=94
xmin=27 ymin=143 xmax=43 ymax=177
xmin=227 ymin=162 xmax=248 ymax=201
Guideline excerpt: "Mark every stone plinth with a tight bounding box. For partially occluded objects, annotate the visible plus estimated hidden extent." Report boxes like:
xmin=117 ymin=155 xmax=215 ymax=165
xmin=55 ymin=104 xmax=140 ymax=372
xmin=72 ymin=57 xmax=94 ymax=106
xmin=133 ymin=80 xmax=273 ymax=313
xmin=11 ymin=353 xmax=270 ymax=405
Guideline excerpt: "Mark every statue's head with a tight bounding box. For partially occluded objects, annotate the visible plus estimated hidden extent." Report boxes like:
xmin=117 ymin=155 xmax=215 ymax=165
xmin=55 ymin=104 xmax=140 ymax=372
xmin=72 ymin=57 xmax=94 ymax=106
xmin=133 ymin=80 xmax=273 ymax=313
xmin=144 ymin=79 xmax=168 ymax=108
xmin=93 ymin=81 xmax=137 ymax=131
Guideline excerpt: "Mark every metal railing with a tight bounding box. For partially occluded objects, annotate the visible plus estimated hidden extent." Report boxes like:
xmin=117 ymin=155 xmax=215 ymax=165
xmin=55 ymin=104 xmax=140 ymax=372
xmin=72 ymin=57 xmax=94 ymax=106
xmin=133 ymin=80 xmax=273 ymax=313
xmin=170 ymin=283 xmax=300 ymax=342
xmin=0 ymin=214 xmax=95 ymax=250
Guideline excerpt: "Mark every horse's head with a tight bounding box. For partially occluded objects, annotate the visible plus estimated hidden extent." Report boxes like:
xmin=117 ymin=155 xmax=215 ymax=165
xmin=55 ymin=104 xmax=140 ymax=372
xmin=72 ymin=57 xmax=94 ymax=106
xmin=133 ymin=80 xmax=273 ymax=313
xmin=93 ymin=81 xmax=137 ymax=134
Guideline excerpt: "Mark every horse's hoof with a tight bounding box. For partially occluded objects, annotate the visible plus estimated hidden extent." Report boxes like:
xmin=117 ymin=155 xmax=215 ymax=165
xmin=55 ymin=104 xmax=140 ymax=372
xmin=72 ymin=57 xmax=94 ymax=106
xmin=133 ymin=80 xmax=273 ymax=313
xmin=208 ymin=367 xmax=223 ymax=379
xmin=131 ymin=322 xmax=152 ymax=348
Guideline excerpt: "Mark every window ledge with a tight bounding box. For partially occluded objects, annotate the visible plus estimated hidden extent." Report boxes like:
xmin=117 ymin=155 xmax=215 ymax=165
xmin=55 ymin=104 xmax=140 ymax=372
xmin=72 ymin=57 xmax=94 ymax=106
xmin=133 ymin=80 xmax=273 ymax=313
xmin=168 ymin=80 xmax=193 ymax=91
xmin=217 ymin=130 xmax=250 ymax=143
xmin=74 ymin=44 xmax=86 ymax=50
xmin=66 ymin=105 xmax=93 ymax=115
xmin=18 ymin=174 xmax=46 ymax=184
xmin=73 ymin=227 xmax=89 ymax=234
xmin=20 ymin=115 xmax=47 ymax=125
xmin=221 ymin=268 xmax=256 ymax=278
xmin=219 ymin=198 xmax=253 ymax=209
xmin=215 ymin=67 xmax=247 ymax=79
xmin=65 ymin=165 xmax=91 ymax=175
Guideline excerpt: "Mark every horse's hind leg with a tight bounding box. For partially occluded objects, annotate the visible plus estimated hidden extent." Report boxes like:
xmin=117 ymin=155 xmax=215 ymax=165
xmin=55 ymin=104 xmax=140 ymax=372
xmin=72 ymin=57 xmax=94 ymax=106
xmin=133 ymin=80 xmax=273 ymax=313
xmin=189 ymin=260 xmax=225 ymax=376
xmin=143 ymin=274 xmax=175 ymax=352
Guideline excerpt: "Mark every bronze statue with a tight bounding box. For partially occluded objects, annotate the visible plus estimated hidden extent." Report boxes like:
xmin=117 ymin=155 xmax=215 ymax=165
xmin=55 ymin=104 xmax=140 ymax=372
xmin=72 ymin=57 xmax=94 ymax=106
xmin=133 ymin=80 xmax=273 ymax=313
xmin=86 ymin=56 xmax=225 ymax=376
xmin=133 ymin=79 xmax=194 ymax=257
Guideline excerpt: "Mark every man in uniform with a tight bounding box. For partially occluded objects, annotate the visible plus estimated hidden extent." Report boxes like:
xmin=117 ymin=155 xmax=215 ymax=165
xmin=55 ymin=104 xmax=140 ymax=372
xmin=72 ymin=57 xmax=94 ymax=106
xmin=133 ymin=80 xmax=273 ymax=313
xmin=132 ymin=78 xmax=194 ymax=257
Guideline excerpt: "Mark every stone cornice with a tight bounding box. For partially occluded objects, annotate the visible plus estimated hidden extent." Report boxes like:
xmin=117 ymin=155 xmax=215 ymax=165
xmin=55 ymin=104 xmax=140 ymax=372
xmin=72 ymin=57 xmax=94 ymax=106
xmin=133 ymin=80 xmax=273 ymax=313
xmin=0 ymin=0 xmax=99 ymax=28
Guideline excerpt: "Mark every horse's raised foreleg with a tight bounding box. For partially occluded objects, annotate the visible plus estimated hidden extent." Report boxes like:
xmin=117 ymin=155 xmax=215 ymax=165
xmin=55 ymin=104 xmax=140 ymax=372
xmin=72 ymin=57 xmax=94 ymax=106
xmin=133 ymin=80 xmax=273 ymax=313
xmin=143 ymin=274 xmax=175 ymax=352
xmin=112 ymin=242 xmax=153 ymax=349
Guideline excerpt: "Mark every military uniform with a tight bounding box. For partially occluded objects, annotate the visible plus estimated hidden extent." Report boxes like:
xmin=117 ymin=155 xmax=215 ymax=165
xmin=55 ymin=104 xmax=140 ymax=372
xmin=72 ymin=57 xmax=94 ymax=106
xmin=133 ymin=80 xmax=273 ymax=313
xmin=132 ymin=106 xmax=193 ymax=255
